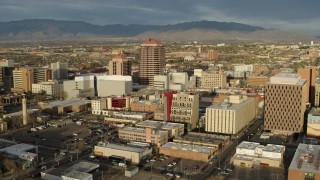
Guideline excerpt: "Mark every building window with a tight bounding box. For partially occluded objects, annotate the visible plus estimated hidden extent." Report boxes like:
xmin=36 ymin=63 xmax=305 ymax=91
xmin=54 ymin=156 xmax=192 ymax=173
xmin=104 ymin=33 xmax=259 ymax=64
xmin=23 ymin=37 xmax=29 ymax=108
xmin=305 ymin=172 xmax=315 ymax=180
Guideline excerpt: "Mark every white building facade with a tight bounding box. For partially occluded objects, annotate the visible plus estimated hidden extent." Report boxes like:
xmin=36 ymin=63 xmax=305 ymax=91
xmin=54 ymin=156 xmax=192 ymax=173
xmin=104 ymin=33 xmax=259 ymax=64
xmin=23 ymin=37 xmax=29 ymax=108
xmin=205 ymin=95 xmax=257 ymax=134
xmin=97 ymin=75 xmax=132 ymax=97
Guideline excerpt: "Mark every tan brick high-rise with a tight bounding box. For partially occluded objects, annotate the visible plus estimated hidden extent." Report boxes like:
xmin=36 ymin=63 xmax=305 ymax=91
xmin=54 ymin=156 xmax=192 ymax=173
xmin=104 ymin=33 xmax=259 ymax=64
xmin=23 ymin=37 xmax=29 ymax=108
xmin=11 ymin=67 xmax=34 ymax=93
xmin=139 ymin=39 xmax=165 ymax=85
xmin=109 ymin=54 xmax=131 ymax=76
xmin=264 ymin=74 xmax=307 ymax=135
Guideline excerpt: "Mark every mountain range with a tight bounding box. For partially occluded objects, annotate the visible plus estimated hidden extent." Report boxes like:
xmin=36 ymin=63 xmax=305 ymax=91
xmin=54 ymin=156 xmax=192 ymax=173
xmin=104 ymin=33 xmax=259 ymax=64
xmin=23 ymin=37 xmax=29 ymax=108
xmin=0 ymin=19 xmax=316 ymax=42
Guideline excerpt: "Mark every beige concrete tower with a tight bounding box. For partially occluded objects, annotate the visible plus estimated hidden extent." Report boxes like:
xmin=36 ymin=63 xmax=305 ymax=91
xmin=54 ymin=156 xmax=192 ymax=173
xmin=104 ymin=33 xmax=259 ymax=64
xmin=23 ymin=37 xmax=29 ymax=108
xmin=109 ymin=55 xmax=131 ymax=76
xmin=139 ymin=39 xmax=165 ymax=85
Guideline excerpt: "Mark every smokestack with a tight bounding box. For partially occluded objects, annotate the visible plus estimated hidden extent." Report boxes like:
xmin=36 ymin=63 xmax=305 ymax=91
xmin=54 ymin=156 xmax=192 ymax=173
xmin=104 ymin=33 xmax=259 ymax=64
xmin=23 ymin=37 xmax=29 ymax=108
xmin=22 ymin=95 xmax=27 ymax=125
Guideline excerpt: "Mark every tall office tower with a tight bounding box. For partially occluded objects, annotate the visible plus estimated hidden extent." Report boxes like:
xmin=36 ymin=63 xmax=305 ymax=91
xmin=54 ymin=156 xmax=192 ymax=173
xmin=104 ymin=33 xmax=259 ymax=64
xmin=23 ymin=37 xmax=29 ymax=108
xmin=170 ymin=92 xmax=199 ymax=131
xmin=298 ymin=66 xmax=316 ymax=106
xmin=207 ymin=50 xmax=219 ymax=60
xmin=0 ymin=59 xmax=14 ymax=91
xmin=34 ymin=68 xmax=52 ymax=83
xmin=51 ymin=62 xmax=68 ymax=80
xmin=139 ymin=38 xmax=165 ymax=85
xmin=264 ymin=74 xmax=307 ymax=135
xmin=109 ymin=55 xmax=131 ymax=75
xmin=11 ymin=67 xmax=34 ymax=93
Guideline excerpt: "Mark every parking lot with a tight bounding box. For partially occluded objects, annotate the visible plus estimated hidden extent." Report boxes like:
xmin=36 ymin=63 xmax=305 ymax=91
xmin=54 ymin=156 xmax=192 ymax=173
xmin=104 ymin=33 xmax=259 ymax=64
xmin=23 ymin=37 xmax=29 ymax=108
xmin=143 ymin=154 xmax=211 ymax=178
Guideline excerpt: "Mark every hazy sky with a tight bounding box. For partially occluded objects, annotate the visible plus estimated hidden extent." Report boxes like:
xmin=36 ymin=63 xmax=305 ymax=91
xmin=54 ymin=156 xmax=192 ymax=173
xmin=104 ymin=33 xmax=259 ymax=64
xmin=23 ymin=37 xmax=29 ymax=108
xmin=1 ymin=0 xmax=319 ymax=35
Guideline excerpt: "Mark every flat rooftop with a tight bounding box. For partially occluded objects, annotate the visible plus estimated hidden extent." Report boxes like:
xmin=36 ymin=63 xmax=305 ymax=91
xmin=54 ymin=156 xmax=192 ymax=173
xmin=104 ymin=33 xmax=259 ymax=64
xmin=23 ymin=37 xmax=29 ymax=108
xmin=42 ymin=99 xmax=90 ymax=108
xmin=62 ymin=170 xmax=92 ymax=179
xmin=206 ymin=97 xmax=252 ymax=111
xmin=161 ymin=142 xmax=215 ymax=154
xmin=269 ymin=73 xmax=306 ymax=85
xmin=174 ymin=133 xmax=229 ymax=145
xmin=289 ymin=143 xmax=320 ymax=173
xmin=136 ymin=120 xmax=183 ymax=130
xmin=237 ymin=141 xmax=261 ymax=150
xmin=0 ymin=143 xmax=37 ymax=160
xmin=120 ymin=126 xmax=167 ymax=135
xmin=263 ymin=144 xmax=286 ymax=153
xmin=67 ymin=161 xmax=99 ymax=173
xmin=97 ymin=143 xmax=147 ymax=153
xmin=4 ymin=109 xmax=39 ymax=117
xmin=42 ymin=168 xmax=65 ymax=177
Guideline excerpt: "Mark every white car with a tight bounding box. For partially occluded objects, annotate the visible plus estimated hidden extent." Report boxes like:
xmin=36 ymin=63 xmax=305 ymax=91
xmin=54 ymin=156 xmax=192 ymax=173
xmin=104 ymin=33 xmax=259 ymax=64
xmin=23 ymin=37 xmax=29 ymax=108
xmin=166 ymin=173 xmax=173 ymax=177
xmin=89 ymin=155 xmax=95 ymax=159
xmin=167 ymin=164 xmax=173 ymax=167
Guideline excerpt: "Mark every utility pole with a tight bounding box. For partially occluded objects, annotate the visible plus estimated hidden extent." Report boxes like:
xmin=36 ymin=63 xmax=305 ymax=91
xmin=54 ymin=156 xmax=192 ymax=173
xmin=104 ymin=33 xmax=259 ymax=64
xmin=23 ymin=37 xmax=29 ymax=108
xmin=77 ymin=149 xmax=79 ymax=160
xmin=101 ymin=171 xmax=103 ymax=180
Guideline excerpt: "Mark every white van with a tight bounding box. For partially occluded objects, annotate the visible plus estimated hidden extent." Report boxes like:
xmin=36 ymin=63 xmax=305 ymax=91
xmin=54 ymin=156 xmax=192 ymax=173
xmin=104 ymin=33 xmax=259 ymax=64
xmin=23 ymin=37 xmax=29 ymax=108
xmin=118 ymin=163 xmax=127 ymax=168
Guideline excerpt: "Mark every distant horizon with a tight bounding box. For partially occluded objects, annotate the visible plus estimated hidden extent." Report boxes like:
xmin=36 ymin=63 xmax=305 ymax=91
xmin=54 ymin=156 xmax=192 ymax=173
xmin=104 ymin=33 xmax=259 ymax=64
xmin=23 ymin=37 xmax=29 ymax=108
xmin=1 ymin=0 xmax=319 ymax=36
xmin=1 ymin=18 xmax=265 ymax=28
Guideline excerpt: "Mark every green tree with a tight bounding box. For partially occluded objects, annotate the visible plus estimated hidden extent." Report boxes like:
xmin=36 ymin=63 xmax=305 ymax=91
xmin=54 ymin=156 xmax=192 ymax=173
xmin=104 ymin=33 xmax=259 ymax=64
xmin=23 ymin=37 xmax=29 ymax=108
xmin=3 ymin=117 xmax=13 ymax=129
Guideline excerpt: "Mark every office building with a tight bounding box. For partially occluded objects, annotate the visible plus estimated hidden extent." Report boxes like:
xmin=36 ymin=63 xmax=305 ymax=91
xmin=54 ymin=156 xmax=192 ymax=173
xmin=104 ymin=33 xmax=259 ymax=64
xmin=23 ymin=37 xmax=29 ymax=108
xmin=118 ymin=127 xmax=168 ymax=147
xmin=130 ymin=99 xmax=160 ymax=113
xmin=298 ymin=66 xmax=316 ymax=105
xmin=91 ymin=98 xmax=106 ymax=115
xmin=97 ymin=75 xmax=132 ymax=97
xmin=154 ymin=75 xmax=169 ymax=90
xmin=94 ymin=142 xmax=152 ymax=164
xmin=205 ymin=95 xmax=257 ymax=135
xmin=0 ymin=59 xmax=14 ymax=67
xmin=109 ymin=54 xmax=131 ymax=76
xmin=159 ymin=142 xmax=217 ymax=162
xmin=91 ymin=96 xmax=131 ymax=115
xmin=233 ymin=141 xmax=285 ymax=168
xmin=32 ymin=80 xmax=63 ymax=97
xmin=200 ymin=71 xmax=227 ymax=89
xmin=139 ymin=39 xmax=165 ymax=85
xmin=288 ymin=144 xmax=320 ymax=180
xmin=247 ymin=76 xmax=269 ymax=87
xmin=38 ymin=99 xmax=90 ymax=115
xmin=307 ymin=108 xmax=320 ymax=138
xmin=170 ymin=92 xmax=199 ymax=130
xmin=232 ymin=64 xmax=254 ymax=78
xmin=154 ymin=72 xmax=189 ymax=91
xmin=135 ymin=120 xmax=184 ymax=138
xmin=0 ymin=60 xmax=14 ymax=91
xmin=11 ymin=67 xmax=34 ymax=93
xmin=264 ymin=74 xmax=307 ymax=135
xmin=51 ymin=62 xmax=68 ymax=80
xmin=207 ymin=50 xmax=219 ymax=60
xmin=173 ymin=132 xmax=230 ymax=150
xmin=34 ymin=68 xmax=52 ymax=83
xmin=63 ymin=75 xmax=95 ymax=99
xmin=154 ymin=91 xmax=176 ymax=121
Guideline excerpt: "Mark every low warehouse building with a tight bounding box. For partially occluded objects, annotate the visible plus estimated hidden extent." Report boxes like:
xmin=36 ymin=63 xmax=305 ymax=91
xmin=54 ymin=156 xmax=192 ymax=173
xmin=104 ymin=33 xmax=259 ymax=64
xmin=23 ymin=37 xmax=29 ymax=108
xmin=94 ymin=142 xmax=152 ymax=164
xmin=159 ymin=142 xmax=217 ymax=162
xmin=232 ymin=141 xmax=285 ymax=168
